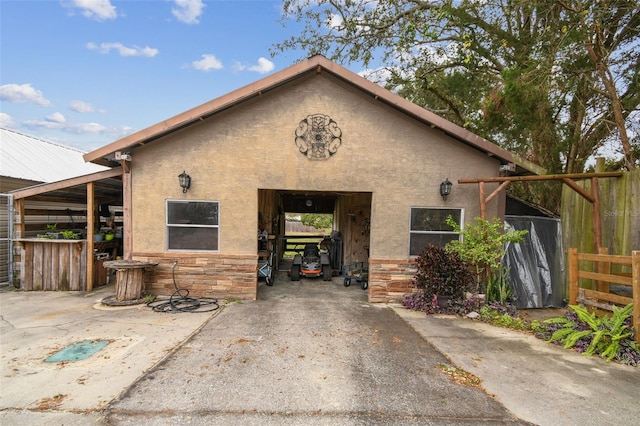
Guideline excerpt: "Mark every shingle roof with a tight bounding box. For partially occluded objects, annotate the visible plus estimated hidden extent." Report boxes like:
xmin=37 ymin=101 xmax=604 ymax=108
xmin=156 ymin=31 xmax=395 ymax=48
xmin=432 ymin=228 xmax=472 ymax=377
xmin=1 ymin=128 xmax=108 ymax=183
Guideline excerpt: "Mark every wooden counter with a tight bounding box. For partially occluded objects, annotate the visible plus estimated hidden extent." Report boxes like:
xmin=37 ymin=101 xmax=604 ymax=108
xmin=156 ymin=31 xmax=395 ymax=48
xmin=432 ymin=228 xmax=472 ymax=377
xmin=15 ymin=239 xmax=87 ymax=291
xmin=15 ymin=238 xmax=122 ymax=291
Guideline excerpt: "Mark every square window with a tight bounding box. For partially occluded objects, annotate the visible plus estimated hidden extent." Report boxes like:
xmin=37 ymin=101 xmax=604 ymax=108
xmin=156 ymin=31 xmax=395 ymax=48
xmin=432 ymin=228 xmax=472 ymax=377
xmin=167 ymin=200 xmax=219 ymax=251
xmin=409 ymin=208 xmax=462 ymax=256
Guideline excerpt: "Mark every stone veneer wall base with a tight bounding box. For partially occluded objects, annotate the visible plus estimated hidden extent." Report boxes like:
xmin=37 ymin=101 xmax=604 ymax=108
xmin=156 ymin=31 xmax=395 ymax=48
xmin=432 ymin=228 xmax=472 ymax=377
xmin=133 ymin=253 xmax=258 ymax=301
xmin=368 ymin=258 xmax=417 ymax=303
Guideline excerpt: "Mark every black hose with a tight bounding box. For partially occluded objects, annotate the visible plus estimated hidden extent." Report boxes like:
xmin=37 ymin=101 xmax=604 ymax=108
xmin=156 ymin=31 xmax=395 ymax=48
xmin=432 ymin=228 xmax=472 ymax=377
xmin=146 ymin=262 xmax=220 ymax=313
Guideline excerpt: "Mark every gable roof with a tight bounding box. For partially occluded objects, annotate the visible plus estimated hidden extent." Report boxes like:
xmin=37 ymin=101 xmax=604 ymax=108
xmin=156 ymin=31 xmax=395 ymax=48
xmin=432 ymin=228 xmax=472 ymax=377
xmin=1 ymin=127 xmax=108 ymax=183
xmin=84 ymin=55 xmax=544 ymax=176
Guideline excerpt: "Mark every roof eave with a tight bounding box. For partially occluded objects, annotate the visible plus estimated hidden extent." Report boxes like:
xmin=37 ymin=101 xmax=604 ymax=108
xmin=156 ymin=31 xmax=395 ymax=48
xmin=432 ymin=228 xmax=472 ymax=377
xmin=8 ymin=167 xmax=123 ymax=200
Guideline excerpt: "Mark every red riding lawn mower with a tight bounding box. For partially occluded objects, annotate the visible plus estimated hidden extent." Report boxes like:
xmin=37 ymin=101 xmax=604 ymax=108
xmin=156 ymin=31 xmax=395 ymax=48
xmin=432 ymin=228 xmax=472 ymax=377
xmin=290 ymin=243 xmax=332 ymax=281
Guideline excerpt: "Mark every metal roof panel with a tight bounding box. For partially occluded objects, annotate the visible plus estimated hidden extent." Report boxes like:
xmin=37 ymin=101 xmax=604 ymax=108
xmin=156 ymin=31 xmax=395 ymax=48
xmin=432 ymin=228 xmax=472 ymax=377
xmin=1 ymin=128 xmax=108 ymax=183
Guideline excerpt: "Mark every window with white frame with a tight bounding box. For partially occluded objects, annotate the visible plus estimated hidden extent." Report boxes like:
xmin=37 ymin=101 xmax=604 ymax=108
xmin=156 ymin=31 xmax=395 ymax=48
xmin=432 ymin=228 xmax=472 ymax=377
xmin=409 ymin=207 xmax=462 ymax=256
xmin=166 ymin=200 xmax=219 ymax=251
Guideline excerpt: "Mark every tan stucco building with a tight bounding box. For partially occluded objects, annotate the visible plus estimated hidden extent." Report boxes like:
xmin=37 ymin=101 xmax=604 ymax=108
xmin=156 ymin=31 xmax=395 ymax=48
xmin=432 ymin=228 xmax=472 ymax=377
xmin=83 ymin=55 xmax=539 ymax=302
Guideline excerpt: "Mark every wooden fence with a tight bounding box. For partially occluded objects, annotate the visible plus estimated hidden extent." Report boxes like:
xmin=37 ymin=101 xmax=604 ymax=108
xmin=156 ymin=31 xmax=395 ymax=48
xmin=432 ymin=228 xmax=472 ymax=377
xmin=568 ymin=248 xmax=640 ymax=343
xmin=561 ymin=169 xmax=639 ymax=259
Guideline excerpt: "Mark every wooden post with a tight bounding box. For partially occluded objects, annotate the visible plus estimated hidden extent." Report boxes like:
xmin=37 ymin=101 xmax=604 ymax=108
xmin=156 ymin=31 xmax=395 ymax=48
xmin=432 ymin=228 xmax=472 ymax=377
xmin=15 ymin=198 xmax=25 ymax=238
xmin=632 ymin=251 xmax=640 ymax=345
xmin=596 ymin=247 xmax=610 ymax=293
xmin=87 ymin=181 xmax=95 ymax=292
xmin=485 ymin=181 xmax=510 ymax=205
xmin=478 ymin=181 xmax=486 ymax=220
xmin=591 ymin=176 xmax=602 ymax=252
xmin=122 ymin=163 xmax=132 ymax=260
xmin=569 ymin=248 xmax=579 ymax=305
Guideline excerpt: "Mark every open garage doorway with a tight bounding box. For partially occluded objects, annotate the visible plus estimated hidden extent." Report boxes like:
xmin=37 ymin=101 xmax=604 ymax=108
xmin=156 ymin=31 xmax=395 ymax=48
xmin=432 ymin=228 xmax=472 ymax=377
xmin=257 ymin=190 xmax=372 ymax=287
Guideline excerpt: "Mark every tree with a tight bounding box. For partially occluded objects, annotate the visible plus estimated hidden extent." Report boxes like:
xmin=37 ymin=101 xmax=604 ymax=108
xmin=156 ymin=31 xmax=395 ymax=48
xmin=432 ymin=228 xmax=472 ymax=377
xmin=301 ymin=213 xmax=333 ymax=231
xmin=274 ymin=0 xmax=640 ymax=212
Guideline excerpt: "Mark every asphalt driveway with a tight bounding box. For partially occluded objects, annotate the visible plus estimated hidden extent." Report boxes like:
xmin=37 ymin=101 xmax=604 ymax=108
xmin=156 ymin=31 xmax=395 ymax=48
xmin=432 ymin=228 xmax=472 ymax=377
xmin=105 ymin=277 xmax=525 ymax=425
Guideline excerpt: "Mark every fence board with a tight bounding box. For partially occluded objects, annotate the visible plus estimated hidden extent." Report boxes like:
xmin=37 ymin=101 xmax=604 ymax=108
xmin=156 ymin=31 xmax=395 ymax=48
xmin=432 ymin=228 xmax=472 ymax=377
xmin=562 ymin=169 xmax=639 ymax=263
xmin=18 ymin=240 xmax=86 ymax=291
xmin=579 ymin=288 xmax=633 ymax=306
xmin=577 ymin=253 xmax=633 ymax=264
xmin=569 ymin=249 xmax=639 ymax=344
xmin=577 ymin=270 xmax=632 ymax=286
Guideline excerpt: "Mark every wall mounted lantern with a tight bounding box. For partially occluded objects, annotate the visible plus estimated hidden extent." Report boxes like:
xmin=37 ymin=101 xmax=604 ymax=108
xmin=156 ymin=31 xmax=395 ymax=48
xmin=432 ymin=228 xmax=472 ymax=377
xmin=178 ymin=171 xmax=191 ymax=193
xmin=440 ymin=178 xmax=452 ymax=201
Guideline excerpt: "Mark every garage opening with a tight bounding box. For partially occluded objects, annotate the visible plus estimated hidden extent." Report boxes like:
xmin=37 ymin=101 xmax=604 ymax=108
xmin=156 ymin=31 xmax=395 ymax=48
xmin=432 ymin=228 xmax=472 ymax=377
xmin=257 ymin=190 xmax=372 ymax=284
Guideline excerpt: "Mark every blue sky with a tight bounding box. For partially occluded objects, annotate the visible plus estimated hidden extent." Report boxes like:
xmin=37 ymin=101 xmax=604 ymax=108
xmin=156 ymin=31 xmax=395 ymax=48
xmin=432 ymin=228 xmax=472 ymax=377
xmin=0 ymin=0 xmax=335 ymax=152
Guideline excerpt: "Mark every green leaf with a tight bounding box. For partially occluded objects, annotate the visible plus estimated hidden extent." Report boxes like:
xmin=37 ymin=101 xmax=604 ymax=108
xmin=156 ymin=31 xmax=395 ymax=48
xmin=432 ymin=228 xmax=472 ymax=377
xmin=562 ymin=330 xmax=592 ymax=349
xmin=548 ymin=327 xmax=575 ymax=343
xmin=570 ymin=305 xmax=600 ymax=331
xmin=585 ymin=330 xmax=608 ymax=356
xmin=543 ymin=317 xmax=571 ymax=325
xmin=600 ymin=341 xmax=620 ymax=361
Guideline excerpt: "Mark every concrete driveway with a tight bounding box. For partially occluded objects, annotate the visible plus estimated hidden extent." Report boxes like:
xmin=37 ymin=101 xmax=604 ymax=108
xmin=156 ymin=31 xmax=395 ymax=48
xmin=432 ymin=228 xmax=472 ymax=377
xmin=0 ymin=283 xmax=218 ymax=424
xmin=2 ymin=270 xmax=638 ymax=425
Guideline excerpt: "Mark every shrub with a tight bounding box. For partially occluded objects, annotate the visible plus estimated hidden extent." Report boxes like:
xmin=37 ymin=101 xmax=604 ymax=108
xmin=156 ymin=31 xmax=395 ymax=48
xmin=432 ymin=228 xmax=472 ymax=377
xmin=412 ymin=244 xmax=475 ymax=300
xmin=479 ymin=304 xmax=529 ymax=330
xmin=401 ymin=292 xmax=437 ymax=313
xmin=537 ymin=303 xmax=640 ymax=365
xmin=401 ymin=291 xmax=484 ymax=316
xmin=485 ymin=266 xmax=512 ymax=304
xmin=446 ymin=216 xmax=527 ymax=293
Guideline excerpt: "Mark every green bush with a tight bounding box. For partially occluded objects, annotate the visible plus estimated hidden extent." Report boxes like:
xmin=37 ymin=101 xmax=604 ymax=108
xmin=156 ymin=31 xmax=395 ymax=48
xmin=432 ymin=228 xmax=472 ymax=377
xmin=446 ymin=216 xmax=527 ymax=293
xmin=412 ymin=244 xmax=474 ymax=300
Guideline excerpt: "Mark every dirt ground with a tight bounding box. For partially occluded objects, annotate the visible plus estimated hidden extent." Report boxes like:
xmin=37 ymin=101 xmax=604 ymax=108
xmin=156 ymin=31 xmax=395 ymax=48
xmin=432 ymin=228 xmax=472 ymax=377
xmin=517 ymin=307 xmax=568 ymax=322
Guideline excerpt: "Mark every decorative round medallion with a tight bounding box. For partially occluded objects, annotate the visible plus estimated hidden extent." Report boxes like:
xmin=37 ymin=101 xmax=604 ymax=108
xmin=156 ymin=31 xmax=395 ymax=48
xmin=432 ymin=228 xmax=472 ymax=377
xmin=295 ymin=114 xmax=342 ymax=160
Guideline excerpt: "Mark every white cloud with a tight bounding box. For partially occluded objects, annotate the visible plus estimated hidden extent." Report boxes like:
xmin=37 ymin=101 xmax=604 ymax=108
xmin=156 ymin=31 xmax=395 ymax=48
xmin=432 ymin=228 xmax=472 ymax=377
xmin=111 ymin=125 xmax=136 ymax=139
xmin=247 ymin=57 xmax=275 ymax=74
xmin=0 ymin=83 xmax=51 ymax=106
xmin=86 ymin=42 xmax=158 ymax=57
xmin=46 ymin=112 xmax=66 ymax=123
xmin=192 ymin=54 xmax=223 ymax=71
xmin=328 ymin=13 xmax=343 ymax=29
xmin=24 ymin=119 xmax=63 ymax=130
xmin=0 ymin=113 xmax=16 ymax=128
xmin=69 ymin=0 xmax=117 ymax=21
xmin=69 ymin=100 xmax=96 ymax=113
xmin=68 ymin=122 xmax=108 ymax=134
xmin=172 ymin=0 xmax=205 ymax=24
xmin=234 ymin=57 xmax=275 ymax=74
xmin=358 ymin=66 xmax=392 ymax=86
xmin=24 ymin=119 xmax=107 ymax=134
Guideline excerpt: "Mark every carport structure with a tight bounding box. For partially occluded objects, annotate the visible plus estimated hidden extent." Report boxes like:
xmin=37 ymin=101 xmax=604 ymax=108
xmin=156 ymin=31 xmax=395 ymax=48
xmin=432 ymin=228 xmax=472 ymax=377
xmin=8 ymin=167 xmax=123 ymax=291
